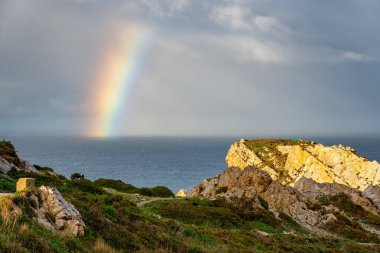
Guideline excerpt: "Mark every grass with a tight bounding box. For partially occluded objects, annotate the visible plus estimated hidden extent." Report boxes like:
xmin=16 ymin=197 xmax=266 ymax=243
xmin=0 ymin=174 xmax=16 ymax=192
xmin=94 ymin=178 xmax=174 ymax=197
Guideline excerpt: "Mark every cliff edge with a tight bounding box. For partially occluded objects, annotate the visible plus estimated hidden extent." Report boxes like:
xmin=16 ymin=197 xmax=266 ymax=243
xmin=226 ymin=139 xmax=380 ymax=191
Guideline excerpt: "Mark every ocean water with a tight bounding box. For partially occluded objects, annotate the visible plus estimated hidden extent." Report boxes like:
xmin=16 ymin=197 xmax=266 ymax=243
xmin=8 ymin=136 xmax=380 ymax=192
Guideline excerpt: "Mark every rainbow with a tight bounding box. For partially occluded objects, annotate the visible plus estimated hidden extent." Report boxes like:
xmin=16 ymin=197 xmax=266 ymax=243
xmin=86 ymin=24 xmax=154 ymax=137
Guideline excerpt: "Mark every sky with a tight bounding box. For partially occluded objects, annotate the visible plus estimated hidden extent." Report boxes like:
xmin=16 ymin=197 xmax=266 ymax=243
xmin=0 ymin=0 xmax=379 ymax=137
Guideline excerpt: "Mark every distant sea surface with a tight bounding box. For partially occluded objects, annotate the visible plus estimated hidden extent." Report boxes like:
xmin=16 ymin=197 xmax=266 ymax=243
xmin=8 ymin=136 xmax=380 ymax=192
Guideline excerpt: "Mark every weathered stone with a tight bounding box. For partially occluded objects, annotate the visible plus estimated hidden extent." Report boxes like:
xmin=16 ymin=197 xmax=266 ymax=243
xmin=0 ymin=157 xmax=14 ymax=173
xmin=176 ymin=189 xmax=188 ymax=198
xmin=20 ymin=160 xmax=39 ymax=173
xmin=363 ymin=185 xmax=380 ymax=210
xmin=294 ymin=177 xmax=379 ymax=215
xmin=225 ymin=140 xmax=380 ymax=191
xmin=192 ymin=139 xmax=380 ymax=228
xmin=16 ymin=178 xmax=35 ymax=192
xmin=30 ymin=186 xmax=85 ymax=236
xmin=191 ymin=166 xmax=327 ymax=226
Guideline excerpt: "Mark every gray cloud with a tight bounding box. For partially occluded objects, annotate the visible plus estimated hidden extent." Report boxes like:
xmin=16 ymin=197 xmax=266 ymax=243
xmin=0 ymin=0 xmax=379 ymax=136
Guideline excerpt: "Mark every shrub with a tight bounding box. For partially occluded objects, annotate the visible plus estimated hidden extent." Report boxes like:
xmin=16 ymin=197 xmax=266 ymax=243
xmin=68 ymin=179 xmax=104 ymax=195
xmin=70 ymin=173 xmax=85 ymax=180
xmin=103 ymin=206 xmax=117 ymax=221
xmin=0 ymin=176 xmax=15 ymax=192
xmin=138 ymin=187 xmax=153 ymax=196
xmin=149 ymin=186 xmax=174 ymax=198
xmin=146 ymin=199 xmax=242 ymax=228
xmin=94 ymin=178 xmax=138 ymax=193
xmin=34 ymin=165 xmax=54 ymax=173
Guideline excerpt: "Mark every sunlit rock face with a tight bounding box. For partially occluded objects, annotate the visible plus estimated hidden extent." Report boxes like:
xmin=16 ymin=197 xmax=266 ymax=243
xmin=192 ymin=139 xmax=380 ymax=227
xmin=226 ymin=139 xmax=380 ymax=191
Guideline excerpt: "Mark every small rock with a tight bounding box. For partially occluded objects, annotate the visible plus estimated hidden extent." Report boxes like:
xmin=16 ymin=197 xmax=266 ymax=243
xmin=16 ymin=178 xmax=35 ymax=192
xmin=176 ymin=189 xmax=188 ymax=198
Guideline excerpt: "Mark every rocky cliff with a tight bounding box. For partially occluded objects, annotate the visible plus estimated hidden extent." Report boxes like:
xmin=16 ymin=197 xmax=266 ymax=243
xmin=192 ymin=139 xmax=380 ymax=230
xmin=0 ymin=140 xmax=38 ymax=174
xmin=226 ymin=139 xmax=380 ymax=190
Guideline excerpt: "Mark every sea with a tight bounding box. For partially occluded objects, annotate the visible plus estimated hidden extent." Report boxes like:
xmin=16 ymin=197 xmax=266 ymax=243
xmin=6 ymin=136 xmax=380 ymax=192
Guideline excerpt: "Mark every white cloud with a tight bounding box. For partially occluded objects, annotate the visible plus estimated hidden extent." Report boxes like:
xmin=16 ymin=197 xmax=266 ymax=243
xmin=210 ymin=5 xmax=252 ymax=30
xmin=141 ymin=0 xmax=189 ymax=17
xmin=157 ymin=38 xmax=202 ymax=60
xmin=205 ymin=35 xmax=285 ymax=64
xmin=342 ymin=51 xmax=378 ymax=62
xmin=254 ymin=16 xmax=289 ymax=35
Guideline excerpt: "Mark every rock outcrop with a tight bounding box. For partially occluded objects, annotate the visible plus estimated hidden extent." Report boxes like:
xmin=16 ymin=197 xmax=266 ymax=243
xmin=226 ymin=139 xmax=380 ymax=191
xmin=0 ymin=157 xmax=14 ymax=173
xmin=363 ymin=185 xmax=380 ymax=210
xmin=176 ymin=189 xmax=188 ymax=198
xmin=294 ymin=177 xmax=379 ymax=215
xmin=29 ymin=186 xmax=85 ymax=236
xmin=192 ymin=139 xmax=380 ymax=228
xmin=191 ymin=166 xmax=333 ymax=226
xmin=0 ymin=140 xmax=38 ymax=174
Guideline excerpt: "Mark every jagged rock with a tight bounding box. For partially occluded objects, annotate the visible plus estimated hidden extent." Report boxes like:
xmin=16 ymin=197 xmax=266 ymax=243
xmin=191 ymin=166 xmax=329 ymax=226
xmin=0 ymin=157 xmax=38 ymax=174
xmin=192 ymin=139 xmax=380 ymax=229
xmin=176 ymin=189 xmax=188 ymax=198
xmin=20 ymin=160 xmax=39 ymax=173
xmin=31 ymin=186 xmax=85 ymax=236
xmin=294 ymin=177 xmax=379 ymax=215
xmin=0 ymin=157 xmax=14 ymax=173
xmin=225 ymin=140 xmax=280 ymax=180
xmin=363 ymin=185 xmax=380 ymax=210
xmin=225 ymin=139 xmax=380 ymax=191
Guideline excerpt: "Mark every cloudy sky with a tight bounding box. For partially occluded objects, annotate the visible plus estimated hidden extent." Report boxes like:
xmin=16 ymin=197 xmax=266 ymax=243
xmin=0 ymin=0 xmax=379 ymax=137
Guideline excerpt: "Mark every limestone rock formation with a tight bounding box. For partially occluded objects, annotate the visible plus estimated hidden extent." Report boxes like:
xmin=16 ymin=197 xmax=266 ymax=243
xmin=191 ymin=166 xmax=332 ymax=226
xmin=30 ymin=186 xmax=85 ymax=236
xmin=0 ymin=157 xmax=14 ymax=173
xmin=294 ymin=177 xmax=379 ymax=215
xmin=192 ymin=139 xmax=380 ymax=229
xmin=226 ymin=139 xmax=380 ymax=191
xmin=0 ymin=156 xmax=38 ymax=174
xmin=176 ymin=189 xmax=188 ymax=198
xmin=363 ymin=185 xmax=380 ymax=210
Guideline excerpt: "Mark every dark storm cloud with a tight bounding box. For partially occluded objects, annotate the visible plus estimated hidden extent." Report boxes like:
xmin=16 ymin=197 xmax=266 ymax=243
xmin=0 ymin=0 xmax=379 ymax=136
